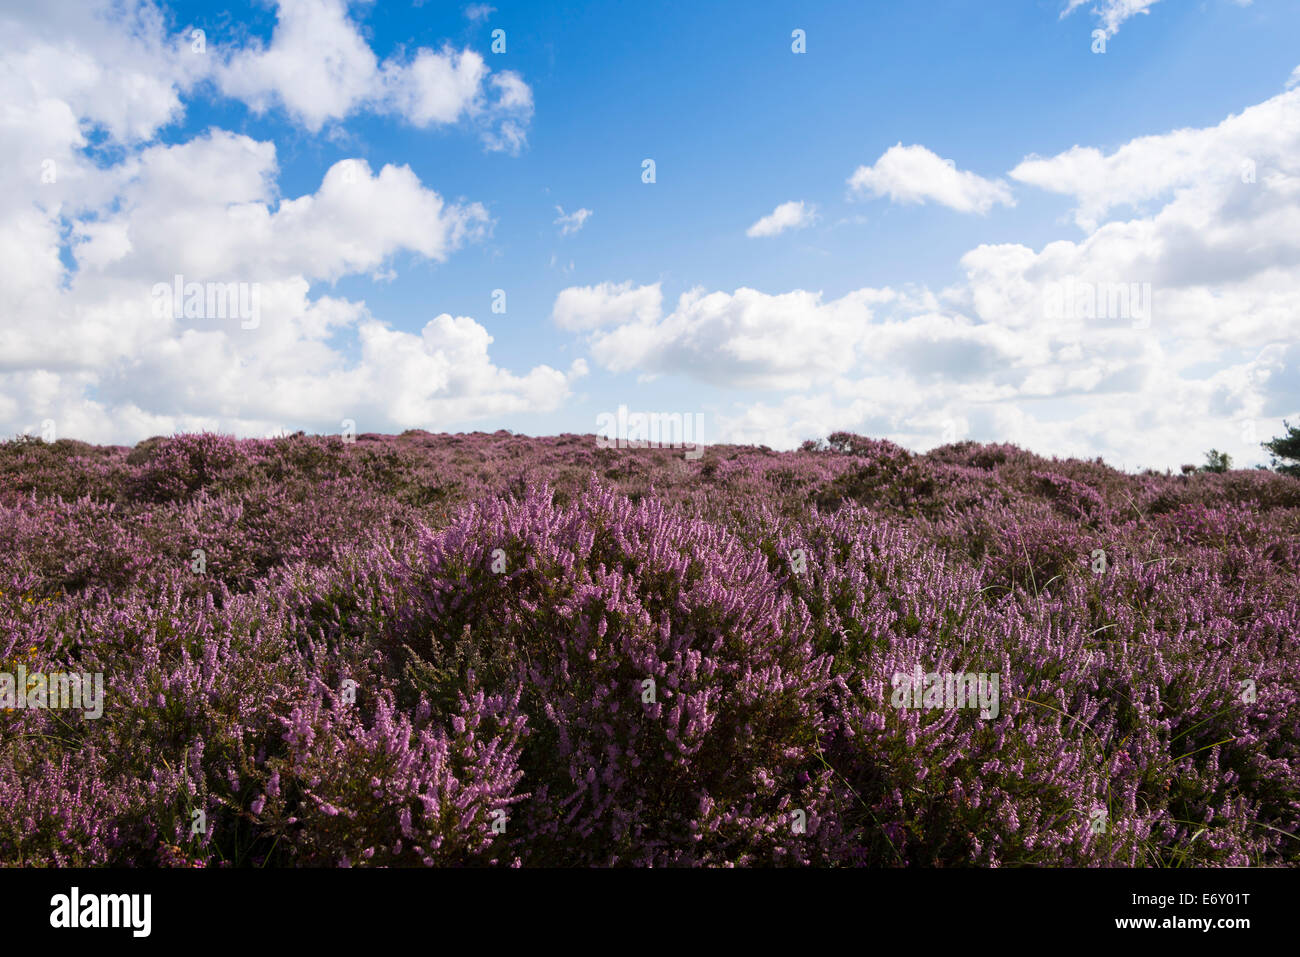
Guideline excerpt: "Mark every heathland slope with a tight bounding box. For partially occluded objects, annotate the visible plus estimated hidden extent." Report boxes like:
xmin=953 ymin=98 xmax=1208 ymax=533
xmin=1 ymin=430 xmax=1296 ymax=866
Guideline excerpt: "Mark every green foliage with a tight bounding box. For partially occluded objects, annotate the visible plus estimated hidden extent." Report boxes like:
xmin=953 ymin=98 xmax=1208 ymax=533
xmin=1262 ymin=421 xmax=1300 ymax=478
xmin=1201 ymin=449 xmax=1232 ymax=474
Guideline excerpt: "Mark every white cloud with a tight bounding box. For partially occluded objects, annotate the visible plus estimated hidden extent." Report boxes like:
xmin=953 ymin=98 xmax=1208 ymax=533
xmin=552 ymin=281 xmax=663 ymax=331
xmin=1062 ymin=0 xmax=1254 ymax=39
xmin=217 ymin=0 xmax=532 ymax=150
xmin=746 ymin=200 xmax=817 ymax=238
xmin=464 ymin=4 xmax=496 ymax=21
xmin=1061 ymin=0 xmax=1162 ymax=37
xmin=0 ymin=1 xmax=567 ymax=443
xmin=0 ymin=0 xmax=207 ymax=150
xmin=219 ymin=0 xmax=378 ymax=130
xmin=849 ymin=144 xmax=1015 ymax=215
xmin=558 ymin=284 xmax=911 ymax=390
xmin=566 ymin=81 xmax=1300 ymax=468
xmin=554 ymin=205 xmax=594 ymax=236
xmin=1009 ymin=83 xmax=1300 ymax=232
xmin=58 ymin=134 xmax=490 ymax=287
xmin=379 ymin=47 xmax=489 ymax=127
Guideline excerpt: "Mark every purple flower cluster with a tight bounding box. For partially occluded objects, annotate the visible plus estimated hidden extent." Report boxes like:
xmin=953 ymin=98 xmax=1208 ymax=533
xmin=0 ymin=430 xmax=1295 ymax=866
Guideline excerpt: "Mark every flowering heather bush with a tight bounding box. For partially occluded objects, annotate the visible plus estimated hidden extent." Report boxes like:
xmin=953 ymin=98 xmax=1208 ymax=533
xmin=0 ymin=430 xmax=1296 ymax=866
xmin=389 ymin=482 xmax=835 ymax=865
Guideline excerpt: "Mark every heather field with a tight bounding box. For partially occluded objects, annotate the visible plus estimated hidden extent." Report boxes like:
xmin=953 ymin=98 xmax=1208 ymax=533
xmin=0 ymin=429 xmax=1296 ymax=868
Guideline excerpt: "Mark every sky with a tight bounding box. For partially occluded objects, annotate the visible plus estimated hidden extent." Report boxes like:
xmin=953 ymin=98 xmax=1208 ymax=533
xmin=2 ymin=0 xmax=1299 ymax=470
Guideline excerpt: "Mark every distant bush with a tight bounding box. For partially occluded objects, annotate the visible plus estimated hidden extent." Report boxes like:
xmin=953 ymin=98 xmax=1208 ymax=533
xmin=1201 ymin=449 xmax=1233 ymax=474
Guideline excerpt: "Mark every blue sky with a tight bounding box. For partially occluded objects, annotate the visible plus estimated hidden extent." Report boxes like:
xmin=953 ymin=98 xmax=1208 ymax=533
xmin=4 ymin=0 xmax=1300 ymax=469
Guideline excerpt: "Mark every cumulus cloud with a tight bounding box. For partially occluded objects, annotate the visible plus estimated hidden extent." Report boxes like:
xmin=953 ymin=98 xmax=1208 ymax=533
xmin=746 ymin=200 xmax=817 ymax=238
xmin=554 ymin=205 xmax=593 ymax=236
xmin=0 ymin=0 xmax=206 ymax=149
xmin=217 ymin=0 xmax=532 ymax=150
xmin=849 ymin=144 xmax=1015 ymax=214
xmin=556 ymin=284 xmax=913 ymax=390
xmin=59 ymin=135 xmax=491 ymax=289
xmin=0 ymin=0 xmax=566 ymax=443
xmin=566 ymin=80 xmax=1300 ymax=468
xmin=552 ymin=281 xmax=663 ymax=331
xmin=1009 ymin=85 xmax=1300 ymax=231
